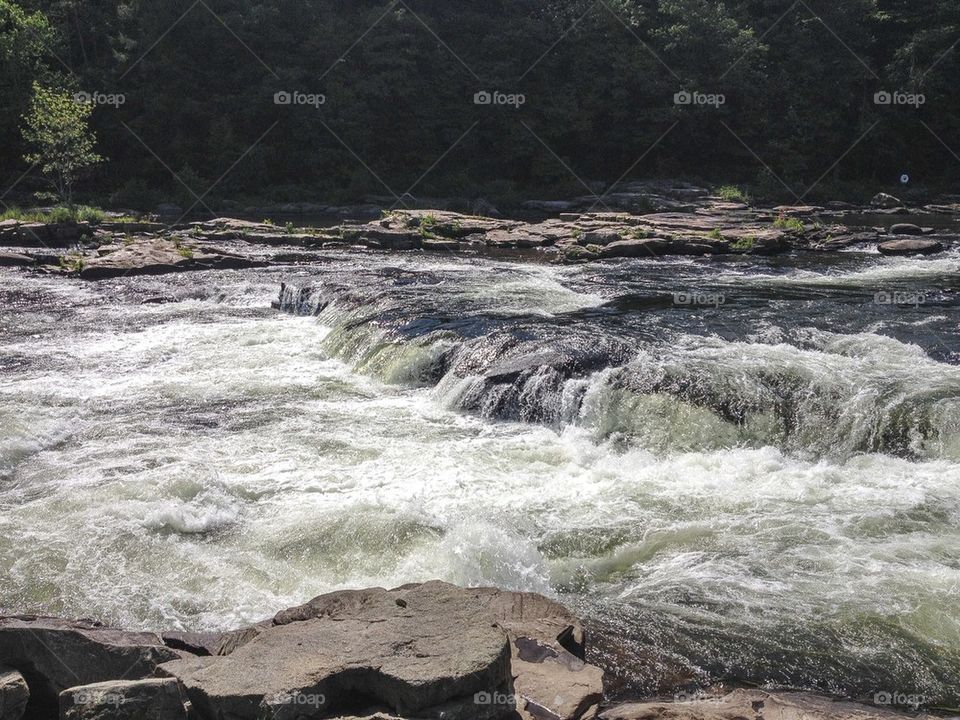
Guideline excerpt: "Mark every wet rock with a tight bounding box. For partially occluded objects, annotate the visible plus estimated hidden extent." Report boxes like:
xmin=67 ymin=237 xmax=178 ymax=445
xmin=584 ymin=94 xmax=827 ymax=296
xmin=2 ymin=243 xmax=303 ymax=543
xmin=59 ymin=679 xmax=188 ymax=720
xmin=871 ymin=193 xmax=902 ymax=209
xmin=877 ymin=239 xmax=944 ymax=256
xmin=599 ymin=689 xmax=936 ymax=720
xmin=599 ymin=238 xmax=671 ymax=258
xmin=0 ymin=616 xmax=184 ymax=717
xmin=158 ymin=582 xmax=513 ymax=719
xmin=0 ymin=667 xmax=29 ymax=720
xmin=888 ymin=223 xmax=923 ymax=236
xmin=78 ymin=238 xmax=266 ymax=279
xmin=0 ymin=252 xmax=34 ymax=267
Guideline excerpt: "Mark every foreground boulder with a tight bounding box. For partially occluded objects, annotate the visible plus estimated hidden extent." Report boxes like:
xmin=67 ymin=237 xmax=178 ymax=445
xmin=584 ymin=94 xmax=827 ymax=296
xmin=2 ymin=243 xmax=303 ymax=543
xmin=0 ymin=667 xmax=28 ymax=720
xmin=59 ymin=679 xmax=188 ymax=720
xmin=0 ymin=616 xmax=183 ymax=718
xmin=877 ymin=238 xmax=944 ymax=256
xmin=159 ymin=582 xmax=515 ymax=719
xmin=599 ymin=689 xmax=935 ymax=720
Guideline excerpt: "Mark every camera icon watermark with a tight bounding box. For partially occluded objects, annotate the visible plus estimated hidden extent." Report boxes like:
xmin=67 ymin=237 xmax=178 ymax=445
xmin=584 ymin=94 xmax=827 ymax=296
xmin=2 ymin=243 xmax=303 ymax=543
xmin=873 ymin=691 xmax=926 ymax=709
xmin=72 ymin=690 xmax=125 ymax=708
xmin=267 ymin=691 xmax=327 ymax=709
xmin=674 ymin=291 xmax=726 ymax=308
xmin=874 ymin=90 xmax=925 ymax=108
xmin=474 ymin=691 xmax=518 ymax=706
xmin=474 ymin=90 xmax=526 ymax=109
xmin=874 ymin=290 xmax=927 ymax=307
xmin=674 ymin=691 xmax=725 ymax=705
xmin=674 ymin=90 xmax=725 ymax=108
xmin=73 ymin=91 xmax=125 ymax=108
xmin=274 ymin=90 xmax=326 ymax=108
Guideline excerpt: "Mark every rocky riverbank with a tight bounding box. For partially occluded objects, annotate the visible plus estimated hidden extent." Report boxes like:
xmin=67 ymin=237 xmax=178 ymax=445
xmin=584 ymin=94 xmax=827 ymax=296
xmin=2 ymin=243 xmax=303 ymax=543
xmin=0 ymin=582 xmax=942 ymax=720
xmin=0 ymin=185 xmax=957 ymax=279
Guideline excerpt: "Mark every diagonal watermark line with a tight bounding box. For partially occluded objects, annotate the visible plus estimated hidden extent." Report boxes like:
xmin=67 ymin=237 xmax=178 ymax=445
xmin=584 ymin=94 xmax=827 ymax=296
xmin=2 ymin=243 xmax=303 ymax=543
xmin=519 ymin=1 xmax=599 ymax=81
xmin=587 ymin=121 xmax=680 ymax=213
xmin=197 ymin=0 xmax=280 ymax=79
xmin=920 ymin=36 xmax=959 ymax=83
xmin=800 ymin=121 xmax=879 ymax=200
xmin=397 ymin=0 xmax=481 ymax=81
xmin=919 ymin=121 xmax=960 ymax=163
xmin=174 ymin=122 xmax=280 ymax=223
xmin=0 ymin=162 xmax=39 ymax=203
xmin=520 ymin=121 xmax=615 ymax=214
xmin=720 ymin=121 xmax=800 ymax=201
xmin=318 ymin=0 xmax=400 ymax=82
xmin=120 ymin=1 xmax=200 ymax=80
xmin=317 ymin=119 xmax=406 ymax=207
xmin=597 ymin=0 xmax=681 ymax=81
xmin=721 ymin=0 xmax=801 ymax=80
xmin=391 ymin=122 xmax=480 ymax=210
xmin=797 ymin=0 xmax=879 ymax=79
xmin=120 ymin=121 xmax=217 ymax=218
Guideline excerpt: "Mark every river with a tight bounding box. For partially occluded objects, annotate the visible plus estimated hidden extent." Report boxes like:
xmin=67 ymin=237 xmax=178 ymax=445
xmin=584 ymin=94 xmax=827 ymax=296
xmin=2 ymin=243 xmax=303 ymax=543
xmin=1 ymin=246 xmax=958 ymax=706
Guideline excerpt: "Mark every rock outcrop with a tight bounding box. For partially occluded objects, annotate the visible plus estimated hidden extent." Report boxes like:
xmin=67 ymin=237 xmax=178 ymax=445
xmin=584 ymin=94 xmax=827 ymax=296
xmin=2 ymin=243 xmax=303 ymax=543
xmin=0 ymin=616 xmax=184 ymax=718
xmin=59 ymin=679 xmax=188 ymax=720
xmin=599 ymin=689 xmax=935 ymax=720
xmin=877 ymin=238 xmax=944 ymax=256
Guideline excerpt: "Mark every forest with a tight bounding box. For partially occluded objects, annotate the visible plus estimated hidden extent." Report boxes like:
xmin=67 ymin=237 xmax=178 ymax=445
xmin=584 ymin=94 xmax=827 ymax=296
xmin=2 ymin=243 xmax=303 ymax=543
xmin=1 ymin=0 xmax=957 ymax=208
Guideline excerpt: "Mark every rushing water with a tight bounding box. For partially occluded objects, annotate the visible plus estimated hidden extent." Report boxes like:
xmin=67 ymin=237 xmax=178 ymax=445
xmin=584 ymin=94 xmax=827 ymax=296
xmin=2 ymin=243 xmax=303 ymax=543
xmin=1 ymin=246 xmax=959 ymax=707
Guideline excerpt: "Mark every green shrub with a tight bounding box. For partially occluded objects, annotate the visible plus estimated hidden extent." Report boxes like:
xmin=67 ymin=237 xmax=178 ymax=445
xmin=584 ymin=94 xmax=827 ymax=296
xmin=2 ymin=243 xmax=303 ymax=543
xmin=716 ymin=185 xmax=749 ymax=203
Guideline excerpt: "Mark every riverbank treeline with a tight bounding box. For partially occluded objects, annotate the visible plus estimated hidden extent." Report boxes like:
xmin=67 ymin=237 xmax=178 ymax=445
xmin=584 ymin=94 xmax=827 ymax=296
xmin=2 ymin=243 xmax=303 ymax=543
xmin=1 ymin=0 xmax=957 ymax=207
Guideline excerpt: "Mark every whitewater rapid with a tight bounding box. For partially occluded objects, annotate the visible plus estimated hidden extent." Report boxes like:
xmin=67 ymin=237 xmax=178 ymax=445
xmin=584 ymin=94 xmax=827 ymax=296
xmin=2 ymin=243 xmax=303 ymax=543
xmin=1 ymin=247 xmax=958 ymax=703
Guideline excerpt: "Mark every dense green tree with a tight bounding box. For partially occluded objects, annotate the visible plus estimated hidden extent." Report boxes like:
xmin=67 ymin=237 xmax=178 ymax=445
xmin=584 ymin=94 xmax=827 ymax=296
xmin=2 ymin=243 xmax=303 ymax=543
xmin=1 ymin=0 xmax=957 ymax=206
xmin=21 ymin=81 xmax=103 ymax=204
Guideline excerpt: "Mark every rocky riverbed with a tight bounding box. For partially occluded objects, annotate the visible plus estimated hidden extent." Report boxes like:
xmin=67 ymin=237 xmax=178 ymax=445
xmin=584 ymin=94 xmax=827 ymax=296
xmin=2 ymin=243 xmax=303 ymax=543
xmin=0 ymin=185 xmax=957 ymax=279
xmin=0 ymin=583 xmax=944 ymax=720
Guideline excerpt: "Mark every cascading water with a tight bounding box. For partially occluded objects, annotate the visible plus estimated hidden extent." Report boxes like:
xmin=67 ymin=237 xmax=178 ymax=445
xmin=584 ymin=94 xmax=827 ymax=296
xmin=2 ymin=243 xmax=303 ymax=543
xmin=2 ymin=246 xmax=959 ymax=705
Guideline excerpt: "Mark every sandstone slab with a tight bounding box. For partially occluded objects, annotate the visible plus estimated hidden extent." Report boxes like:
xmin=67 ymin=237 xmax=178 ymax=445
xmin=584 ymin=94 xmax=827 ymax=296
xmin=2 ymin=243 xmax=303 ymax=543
xmin=877 ymin=239 xmax=944 ymax=256
xmin=599 ymin=689 xmax=936 ymax=720
xmin=159 ymin=582 xmax=513 ymax=719
xmin=59 ymin=679 xmax=188 ymax=720
xmin=0 ymin=616 xmax=183 ymax=717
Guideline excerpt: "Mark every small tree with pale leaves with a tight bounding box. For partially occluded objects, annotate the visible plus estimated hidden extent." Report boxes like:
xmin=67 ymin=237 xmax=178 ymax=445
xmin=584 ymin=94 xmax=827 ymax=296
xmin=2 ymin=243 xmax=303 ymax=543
xmin=21 ymin=82 xmax=103 ymax=207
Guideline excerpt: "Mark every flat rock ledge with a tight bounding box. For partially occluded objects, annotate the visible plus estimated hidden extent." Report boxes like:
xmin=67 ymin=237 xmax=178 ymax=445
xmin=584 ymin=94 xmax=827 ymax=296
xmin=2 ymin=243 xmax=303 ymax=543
xmin=0 ymin=584 xmax=943 ymax=720
xmin=3 ymin=194 xmax=956 ymax=280
xmin=0 ymin=582 xmax=601 ymax=720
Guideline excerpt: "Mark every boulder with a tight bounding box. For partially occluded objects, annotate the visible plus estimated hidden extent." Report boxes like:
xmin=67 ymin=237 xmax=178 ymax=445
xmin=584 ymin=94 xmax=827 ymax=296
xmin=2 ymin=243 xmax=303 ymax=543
xmin=599 ymin=689 xmax=935 ymax=720
xmin=599 ymin=238 xmax=671 ymax=258
xmin=888 ymin=223 xmax=923 ymax=236
xmin=0 ymin=667 xmax=28 ymax=720
xmin=158 ymin=582 xmax=513 ymax=719
xmin=0 ymin=616 xmax=184 ymax=718
xmin=871 ymin=193 xmax=902 ymax=209
xmin=78 ymin=238 xmax=267 ymax=279
xmin=0 ymin=252 xmax=34 ymax=267
xmin=877 ymin=239 xmax=944 ymax=256
xmin=470 ymin=588 xmax=603 ymax=720
xmin=59 ymin=679 xmax=188 ymax=720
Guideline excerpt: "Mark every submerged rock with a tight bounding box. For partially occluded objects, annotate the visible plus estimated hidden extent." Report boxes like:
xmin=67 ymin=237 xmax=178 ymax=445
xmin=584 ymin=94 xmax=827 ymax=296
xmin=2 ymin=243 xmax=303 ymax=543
xmin=599 ymin=689 xmax=936 ymax=720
